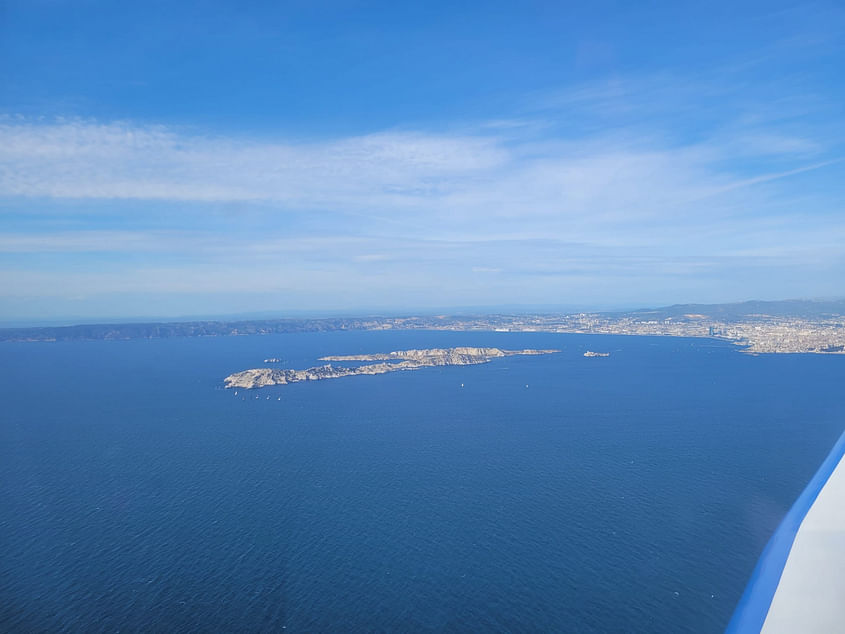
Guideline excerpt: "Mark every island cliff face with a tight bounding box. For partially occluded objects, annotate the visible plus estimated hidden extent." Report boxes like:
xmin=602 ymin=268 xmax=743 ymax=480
xmin=224 ymin=347 xmax=558 ymax=389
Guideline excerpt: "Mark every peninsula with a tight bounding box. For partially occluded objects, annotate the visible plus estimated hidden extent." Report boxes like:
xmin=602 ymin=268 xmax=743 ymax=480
xmin=224 ymin=347 xmax=558 ymax=389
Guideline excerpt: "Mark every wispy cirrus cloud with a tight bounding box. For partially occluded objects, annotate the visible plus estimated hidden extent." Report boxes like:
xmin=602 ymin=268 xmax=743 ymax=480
xmin=1 ymin=62 xmax=843 ymax=318
xmin=0 ymin=118 xmax=506 ymax=205
xmin=0 ymin=111 xmax=837 ymax=239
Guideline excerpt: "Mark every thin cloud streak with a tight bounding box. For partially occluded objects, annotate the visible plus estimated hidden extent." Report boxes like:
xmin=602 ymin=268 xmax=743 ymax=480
xmin=700 ymin=158 xmax=844 ymax=197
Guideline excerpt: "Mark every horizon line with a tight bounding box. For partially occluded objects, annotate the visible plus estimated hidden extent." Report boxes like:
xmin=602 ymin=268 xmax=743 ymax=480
xmin=2 ymin=296 xmax=844 ymax=330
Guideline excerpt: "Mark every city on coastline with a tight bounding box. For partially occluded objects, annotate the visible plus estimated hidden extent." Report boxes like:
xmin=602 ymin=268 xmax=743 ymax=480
xmin=2 ymin=300 xmax=844 ymax=354
xmin=402 ymin=311 xmax=845 ymax=355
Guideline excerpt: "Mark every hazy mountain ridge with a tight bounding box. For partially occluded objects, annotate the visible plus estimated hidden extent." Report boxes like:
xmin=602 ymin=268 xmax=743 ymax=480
xmin=623 ymin=299 xmax=845 ymax=321
xmin=1 ymin=299 xmax=843 ymax=343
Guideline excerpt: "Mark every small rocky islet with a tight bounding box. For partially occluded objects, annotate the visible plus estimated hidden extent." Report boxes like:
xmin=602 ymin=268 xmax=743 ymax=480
xmin=224 ymin=346 xmax=559 ymax=389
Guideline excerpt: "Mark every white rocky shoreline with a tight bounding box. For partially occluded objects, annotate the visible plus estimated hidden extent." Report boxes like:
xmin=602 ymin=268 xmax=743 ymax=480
xmin=224 ymin=347 xmax=559 ymax=389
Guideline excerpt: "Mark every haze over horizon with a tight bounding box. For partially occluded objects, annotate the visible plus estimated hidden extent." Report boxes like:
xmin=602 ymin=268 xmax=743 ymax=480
xmin=2 ymin=1 xmax=844 ymax=320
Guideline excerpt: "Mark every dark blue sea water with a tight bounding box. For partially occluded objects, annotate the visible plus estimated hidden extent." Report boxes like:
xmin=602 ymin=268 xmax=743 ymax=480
xmin=2 ymin=331 xmax=844 ymax=632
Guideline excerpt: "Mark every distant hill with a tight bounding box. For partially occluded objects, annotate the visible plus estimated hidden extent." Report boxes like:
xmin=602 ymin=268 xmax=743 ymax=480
xmin=0 ymin=317 xmax=379 ymax=342
xmin=1 ymin=299 xmax=843 ymax=342
xmin=619 ymin=299 xmax=845 ymax=321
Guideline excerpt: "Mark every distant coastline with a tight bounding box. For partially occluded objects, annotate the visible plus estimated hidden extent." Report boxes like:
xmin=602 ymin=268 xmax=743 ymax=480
xmin=2 ymin=299 xmax=844 ymax=355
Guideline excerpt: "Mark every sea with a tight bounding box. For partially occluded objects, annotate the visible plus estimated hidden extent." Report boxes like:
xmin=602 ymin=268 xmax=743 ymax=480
xmin=2 ymin=330 xmax=844 ymax=633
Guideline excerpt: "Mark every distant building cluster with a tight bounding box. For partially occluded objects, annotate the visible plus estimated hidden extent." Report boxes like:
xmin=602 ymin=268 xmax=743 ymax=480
xmin=3 ymin=307 xmax=844 ymax=354
xmin=374 ymin=313 xmax=845 ymax=355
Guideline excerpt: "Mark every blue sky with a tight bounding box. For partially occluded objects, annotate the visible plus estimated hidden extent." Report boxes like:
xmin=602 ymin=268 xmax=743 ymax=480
xmin=1 ymin=0 xmax=844 ymax=322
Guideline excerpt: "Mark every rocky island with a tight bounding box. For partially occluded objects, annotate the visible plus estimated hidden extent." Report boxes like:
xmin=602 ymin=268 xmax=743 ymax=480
xmin=224 ymin=347 xmax=559 ymax=389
